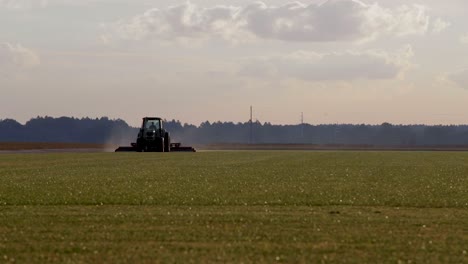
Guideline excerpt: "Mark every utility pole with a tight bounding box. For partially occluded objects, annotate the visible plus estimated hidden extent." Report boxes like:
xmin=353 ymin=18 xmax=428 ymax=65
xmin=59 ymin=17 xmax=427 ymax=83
xmin=249 ymin=106 xmax=253 ymax=144
xmin=301 ymin=112 xmax=304 ymax=140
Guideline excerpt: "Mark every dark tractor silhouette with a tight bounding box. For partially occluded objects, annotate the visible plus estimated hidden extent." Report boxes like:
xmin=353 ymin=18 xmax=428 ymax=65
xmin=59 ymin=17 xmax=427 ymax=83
xmin=115 ymin=117 xmax=195 ymax=152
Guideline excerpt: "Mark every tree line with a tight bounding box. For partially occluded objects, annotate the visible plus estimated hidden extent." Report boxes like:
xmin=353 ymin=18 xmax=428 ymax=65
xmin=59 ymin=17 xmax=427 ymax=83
xmin=1 ymin=116 xmax=468 ymax=146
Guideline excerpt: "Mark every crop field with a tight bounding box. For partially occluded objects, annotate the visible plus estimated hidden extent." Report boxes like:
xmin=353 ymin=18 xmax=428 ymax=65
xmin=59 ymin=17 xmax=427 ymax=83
xmin=0 ymin=142 xmax=106 ymax=151
xmin=0 ymin=151 xmax=467 ymax=263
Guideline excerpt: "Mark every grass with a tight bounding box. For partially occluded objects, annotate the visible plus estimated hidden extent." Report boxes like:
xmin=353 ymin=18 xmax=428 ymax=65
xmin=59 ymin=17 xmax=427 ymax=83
xmin=0 ymin=151 xmax=467 ymax=263
xmin=0 ymin=142 xmax=105 ymax=151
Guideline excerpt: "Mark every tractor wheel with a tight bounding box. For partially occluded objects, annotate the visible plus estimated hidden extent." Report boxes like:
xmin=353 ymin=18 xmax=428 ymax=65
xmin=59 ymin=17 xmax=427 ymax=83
xmin=136 ymin=138 xmax=144 ymax=152
xmin=156 ymin=137 xmax=164 ymax=152
xmin=164 ymin=132 xmax=171 ymax=152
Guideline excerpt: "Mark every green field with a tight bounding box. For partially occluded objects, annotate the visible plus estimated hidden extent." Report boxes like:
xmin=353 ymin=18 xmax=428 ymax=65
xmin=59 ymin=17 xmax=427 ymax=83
xmin=0 ymin=151 xmax=467 ymax=263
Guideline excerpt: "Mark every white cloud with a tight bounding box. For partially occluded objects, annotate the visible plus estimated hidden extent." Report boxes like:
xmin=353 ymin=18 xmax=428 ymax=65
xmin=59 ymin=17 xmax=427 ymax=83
xmin=0 ymin=0 xmax=48 ymax=9
xmin=460 ymin=34 xmax=468 ymax=44
xmin=238 ymin=45 xmax=414 ymax=81
xmin=431 ymin=18 xmax=450 ymax=34
xmin=447 ymin=69 xmax=468 ymax=89
xmin=104 ymin=1 xmax=432 ymax=43
xmin=0 ymin=42 xmax=40 ymax=75
xmin=0 ymin=0 xmax=129 ymax=9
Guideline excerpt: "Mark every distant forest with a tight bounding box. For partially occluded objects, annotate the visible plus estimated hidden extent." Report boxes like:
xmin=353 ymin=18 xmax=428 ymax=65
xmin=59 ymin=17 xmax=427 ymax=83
xmin=2 ymin=116 xmax=468 ymax=146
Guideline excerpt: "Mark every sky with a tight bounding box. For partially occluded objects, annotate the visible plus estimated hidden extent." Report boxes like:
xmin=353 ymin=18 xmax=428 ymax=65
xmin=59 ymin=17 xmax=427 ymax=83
xmin=1 ymin=0 xmax=468 ymax=126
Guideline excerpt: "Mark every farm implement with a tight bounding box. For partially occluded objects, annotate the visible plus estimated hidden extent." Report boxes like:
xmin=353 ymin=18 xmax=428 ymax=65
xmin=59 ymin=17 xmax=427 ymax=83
xmin=115 ymin=117 xmax=196 ymax=152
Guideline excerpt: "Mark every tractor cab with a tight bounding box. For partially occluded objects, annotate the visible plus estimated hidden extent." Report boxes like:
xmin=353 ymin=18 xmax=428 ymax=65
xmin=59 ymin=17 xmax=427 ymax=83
xmin=136 ymin=117 xmax=170 ymax=152
xmin=140 ymin=117 xmax=164 ymax=139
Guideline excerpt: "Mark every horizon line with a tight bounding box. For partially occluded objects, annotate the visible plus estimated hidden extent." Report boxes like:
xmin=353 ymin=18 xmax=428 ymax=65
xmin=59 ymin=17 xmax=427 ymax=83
xmin=2 ymin=115 xmax=468 ymax=127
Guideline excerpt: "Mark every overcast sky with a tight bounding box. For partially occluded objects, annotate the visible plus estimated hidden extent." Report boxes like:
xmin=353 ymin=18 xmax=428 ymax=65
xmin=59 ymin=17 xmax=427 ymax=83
xmin=1 ymin=0 xmax=468 ymax=126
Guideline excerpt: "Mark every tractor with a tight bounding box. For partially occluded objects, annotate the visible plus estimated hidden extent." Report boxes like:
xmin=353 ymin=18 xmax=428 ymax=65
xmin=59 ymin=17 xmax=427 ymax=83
xmin=115 ymin=117 xmax=195 ymax=152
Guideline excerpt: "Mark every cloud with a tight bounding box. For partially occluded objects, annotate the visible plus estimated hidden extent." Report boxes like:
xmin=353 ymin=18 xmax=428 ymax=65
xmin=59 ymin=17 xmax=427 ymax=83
xmin=461 ymin=34 xmax=468 ymax=44
xmin=447 ymin=69 xmax=468 ymax=89
xmin=104 ymin=0 xmax=432 ymax=43
xmin=102 ymin=2 xmax=245 ymax=43
xmin=0 ymin=0 xmax=122 ymax=9
xmin=431 ymin=18 xmax=450 ymax=34
xmin=238 ymin=45 xmax=414 ymax=81
xmin=0 ymin=42 xmax=40 ymax=75
xmin=0 ymin=0 xmax=48 ymax=9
